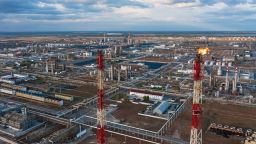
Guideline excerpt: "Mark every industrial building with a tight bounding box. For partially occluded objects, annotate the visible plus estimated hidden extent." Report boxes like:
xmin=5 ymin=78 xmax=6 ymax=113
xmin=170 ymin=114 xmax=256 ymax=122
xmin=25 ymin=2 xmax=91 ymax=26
xmin=0 ymin=74 xmax=64 ymax=106
xmin=0 ymin=73 xmax=33 ymax=84
xmin=153 ymin=101 xmax=170 ymax=115
xmin=0 ymin=112 xmax=34 ymax=130
xmin=129 ymin=89 xmax=164 ymax=101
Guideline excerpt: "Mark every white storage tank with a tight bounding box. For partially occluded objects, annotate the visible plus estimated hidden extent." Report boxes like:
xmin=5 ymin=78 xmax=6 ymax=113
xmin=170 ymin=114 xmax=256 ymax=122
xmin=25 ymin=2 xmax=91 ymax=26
xmin=93 ymin=70 xmax=97 ymax=75
xmin=215 ymin=91 xmax=220 ymax=97
xmin=217 ymin=67 xmax=222 ymax=76
xmin=204 ymin=60 xmax=209 ymax=66
xmin=228 ymin=62 xmax=232 ymax=67
xmin=215 ymin=61 xmax=219 ymax=66
xmin=209 ymin=61 xmax=215 ymax=66
xmin=89 ymin=71 xmax=93 ymax=76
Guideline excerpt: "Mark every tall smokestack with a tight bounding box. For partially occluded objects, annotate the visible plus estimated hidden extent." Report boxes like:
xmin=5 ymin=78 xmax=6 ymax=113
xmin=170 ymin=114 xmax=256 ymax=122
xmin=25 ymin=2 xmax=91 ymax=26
xmin=118 ymin=70 xmax=121 ymax=82
xmin=109 ymin=65 xmax=113 ymax=81
xmin=51 ymin=61 xmax=54 ymax=74
xmin=103 ymin=33 xmax=106 ymax=43
xmin=233 ymin=67 xmax=238 ymax=93
xmin=46 ymin=61 xmax=49 ymax=73
xmin=225 ymin=66 xmax=229 ymax=91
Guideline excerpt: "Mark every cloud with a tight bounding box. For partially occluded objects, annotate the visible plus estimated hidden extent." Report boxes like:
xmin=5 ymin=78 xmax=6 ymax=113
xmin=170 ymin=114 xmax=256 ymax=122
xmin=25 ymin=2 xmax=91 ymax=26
xmin=235 ymin=2 xmax=256 ymax=11
xmin=37 ymin=2 xmax=66 ymax=12
xmin=0 ymin=0 xmax=256 ymax=31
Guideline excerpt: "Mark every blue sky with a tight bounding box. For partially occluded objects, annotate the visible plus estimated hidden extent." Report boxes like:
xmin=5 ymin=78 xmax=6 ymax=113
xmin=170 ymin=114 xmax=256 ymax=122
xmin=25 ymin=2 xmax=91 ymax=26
xmin=0 ymin=0 xmax=256 ymax=32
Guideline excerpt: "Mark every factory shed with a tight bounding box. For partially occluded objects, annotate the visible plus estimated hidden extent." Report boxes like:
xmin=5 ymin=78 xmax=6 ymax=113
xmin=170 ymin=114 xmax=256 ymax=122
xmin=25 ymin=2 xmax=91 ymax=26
xmin=153 ymin=101 xmax=170 ymax=115
xmin=130 ymin=89 xmax=163 ymax=101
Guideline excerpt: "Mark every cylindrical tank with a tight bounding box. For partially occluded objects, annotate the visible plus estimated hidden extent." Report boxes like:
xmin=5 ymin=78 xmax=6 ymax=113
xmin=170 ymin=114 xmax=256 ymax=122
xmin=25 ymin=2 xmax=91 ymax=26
xmin=228 ymin=62 xmax=232 ymax=67
xmin=89 ymin=71 xmax=93 ymax=76
xmin=217 ymin=67 xmax=222 ymax=76
xmin=239 ymin=86 xmax=243 ymax=94
xmin=204 ymin=60 xmax=209 ymax=66
xmin=215 ymin=91 xmax=220 ymax=97
xmin=246 ymin=129 xmax=253 ymax=136
xmin=210 ymin=61 xmax=214 ymax=66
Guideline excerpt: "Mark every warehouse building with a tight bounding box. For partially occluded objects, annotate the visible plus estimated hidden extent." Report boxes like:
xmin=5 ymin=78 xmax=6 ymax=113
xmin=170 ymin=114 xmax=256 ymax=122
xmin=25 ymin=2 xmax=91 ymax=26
xmin=153 ymin=101 xmax=170 ymax=115
xmin=129 ymin=89 xmax=163 ymax=101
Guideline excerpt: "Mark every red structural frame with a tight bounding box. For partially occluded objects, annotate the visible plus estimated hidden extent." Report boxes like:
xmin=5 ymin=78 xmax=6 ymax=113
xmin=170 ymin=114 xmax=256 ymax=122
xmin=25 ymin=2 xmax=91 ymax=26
xmin=97 ymin=50 xmax=106 ymax=144
xmin=191 ymin=54 xmax=202 ymax=130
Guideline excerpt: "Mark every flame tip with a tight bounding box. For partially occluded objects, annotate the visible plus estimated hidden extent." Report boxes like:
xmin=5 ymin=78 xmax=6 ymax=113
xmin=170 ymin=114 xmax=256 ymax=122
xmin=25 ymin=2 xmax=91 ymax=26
xmin=197 ymin=47 xmax=210 ymax=55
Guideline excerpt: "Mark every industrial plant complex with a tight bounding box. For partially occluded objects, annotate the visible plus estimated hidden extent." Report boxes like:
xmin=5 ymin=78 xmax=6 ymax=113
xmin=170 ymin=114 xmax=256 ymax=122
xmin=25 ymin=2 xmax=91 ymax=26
xmin=0 ymin=32 xmax=255 ymax=144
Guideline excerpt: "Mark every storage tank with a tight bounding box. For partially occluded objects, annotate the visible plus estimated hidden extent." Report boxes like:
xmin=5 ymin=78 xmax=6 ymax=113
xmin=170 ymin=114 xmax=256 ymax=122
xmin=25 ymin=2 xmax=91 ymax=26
xmin=216 ymin=61 xmax=221 ymax=66
xmin=239 ymin=85 xmax=243 ymax=94
xmin=188 ymin=59 xmax=193 ymax=64
xmin=217 ymin=67 xmax=222 ymax=76
xmin=228 ymin=62 xmax=232 ymax=67
xmin=204 ymin=60 xmax=209 ymax=66
xmin=215 ymin=91 xmax=220 ymax=97
xmin=209 ymin=61 xmax=215 ymax=66
xmin=89 ymin=71 xmax=93 ymax=76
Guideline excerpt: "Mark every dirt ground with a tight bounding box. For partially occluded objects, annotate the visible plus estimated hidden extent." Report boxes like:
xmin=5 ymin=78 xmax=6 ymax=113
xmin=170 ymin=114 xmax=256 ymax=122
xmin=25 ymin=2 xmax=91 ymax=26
xmin=62 ymin=84 xmax=97 ymax=98
xmin=18 ymin=122 xmax=65 ymax=144
xmin=3 ymin=95 xmax=63 ymax=110
xmin=137 ymin=56 xmax=172 ymax=62
xmin=112 ymin=101 xmax=166 ymax=131
xmin=79 ymin=133 xmax=153 ymax=144
xmin=168 ymin=100 xmax=256 ymax=144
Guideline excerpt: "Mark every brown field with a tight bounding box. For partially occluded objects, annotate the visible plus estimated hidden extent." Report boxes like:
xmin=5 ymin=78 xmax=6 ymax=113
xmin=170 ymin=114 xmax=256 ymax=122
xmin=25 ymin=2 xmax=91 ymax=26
xmin=168 ymin=100 xmax=256 ymax=144
xmin=138 ymin=56 xmax=173 ymax=62
xmin=3 ymin=95 xmax=63 ymax=110
xmin=113 ymin=101 xmax=166 ymax=131
xmin=79 ymin=133 xmax=153 ymax=144
xmin=62 ymin=84 xmax=97 ymax=98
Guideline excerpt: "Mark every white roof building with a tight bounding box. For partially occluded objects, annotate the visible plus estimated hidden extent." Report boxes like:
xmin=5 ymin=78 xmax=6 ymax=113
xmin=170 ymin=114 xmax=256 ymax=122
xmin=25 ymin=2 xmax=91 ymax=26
xmin=130 ymin=89 xmax=163 ymax=101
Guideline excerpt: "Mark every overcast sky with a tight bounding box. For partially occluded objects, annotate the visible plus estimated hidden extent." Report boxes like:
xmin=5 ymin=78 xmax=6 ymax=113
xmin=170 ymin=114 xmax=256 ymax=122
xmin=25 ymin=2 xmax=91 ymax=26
xmin=0 ymin=0 xmax=256 ymax=32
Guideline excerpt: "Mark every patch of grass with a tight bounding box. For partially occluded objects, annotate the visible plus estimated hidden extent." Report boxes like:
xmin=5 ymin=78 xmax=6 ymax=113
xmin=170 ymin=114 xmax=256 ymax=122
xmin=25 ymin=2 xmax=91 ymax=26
xmin=32 ymin=79 xmax=45 ymax=84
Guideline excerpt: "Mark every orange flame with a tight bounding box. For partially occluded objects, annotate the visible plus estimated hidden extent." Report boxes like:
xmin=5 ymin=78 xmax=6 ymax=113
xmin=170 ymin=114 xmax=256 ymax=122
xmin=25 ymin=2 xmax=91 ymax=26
xmin=197 ymin=47 xmax=210 ymax=55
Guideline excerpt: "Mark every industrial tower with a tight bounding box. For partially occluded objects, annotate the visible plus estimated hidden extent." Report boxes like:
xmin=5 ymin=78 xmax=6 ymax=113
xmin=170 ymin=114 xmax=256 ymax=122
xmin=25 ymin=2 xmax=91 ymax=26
xmin=97 ymin=50 xmax=106 ymax=144
xmin=225 ymin=65 xmax=229 ymax=91
xmin=232 ymin=67 xmax=238 ymax=94
xmin=190 ymin=54 xmax=203 ymax=144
